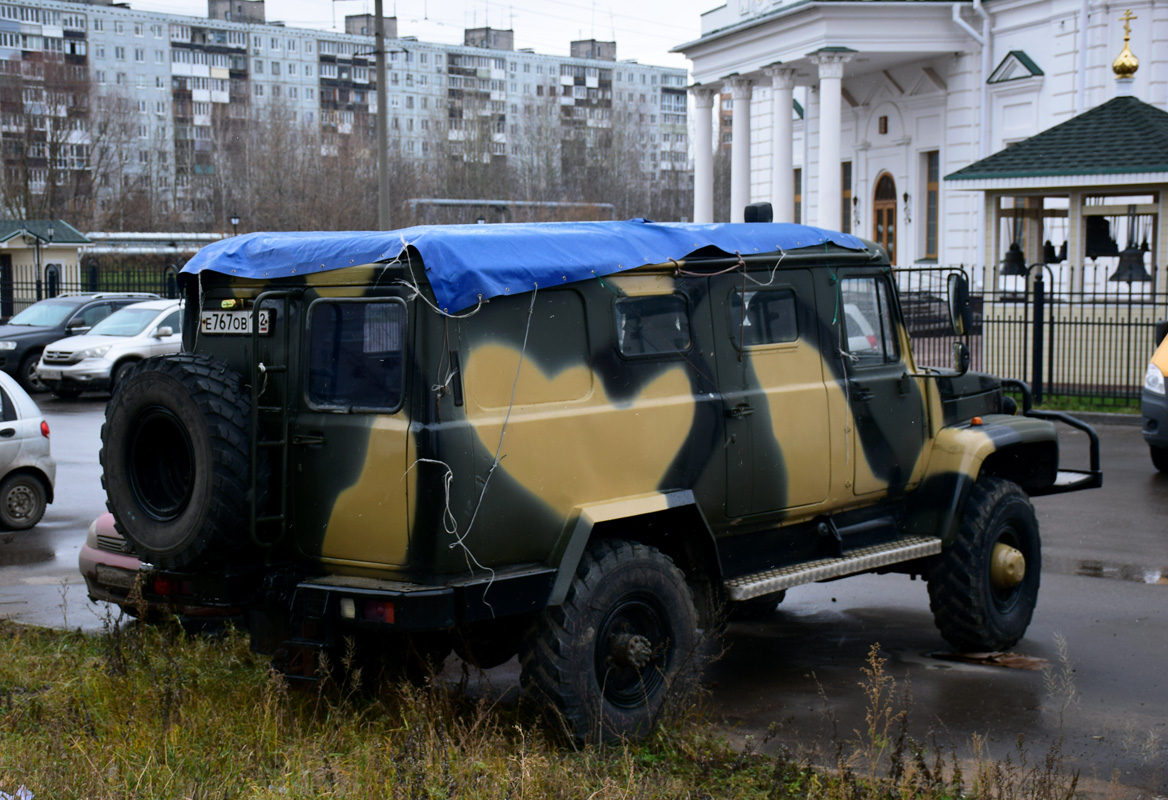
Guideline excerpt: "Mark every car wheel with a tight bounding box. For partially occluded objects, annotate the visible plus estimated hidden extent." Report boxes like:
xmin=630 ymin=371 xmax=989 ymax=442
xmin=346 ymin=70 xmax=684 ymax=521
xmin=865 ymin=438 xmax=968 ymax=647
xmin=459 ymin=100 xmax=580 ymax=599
xmin=101 ymin=355 xmax=258 ymax=570
xmin=111 ymin=360 xmax=138 ymax=392
xmin=52 ymin=385 xmax=82 ymax=401
xmin=1151 ymin=445 xmax=1168 ymax=473
xmin=928 ymin=477 xmax=1040 ymax=652
xmin=18 ymin=352 xmax=46 ymax=394
xmin=520 ymin=539 xmax=701 ymax=744
xmin=0 ymin=473 xmax=47 ymax=530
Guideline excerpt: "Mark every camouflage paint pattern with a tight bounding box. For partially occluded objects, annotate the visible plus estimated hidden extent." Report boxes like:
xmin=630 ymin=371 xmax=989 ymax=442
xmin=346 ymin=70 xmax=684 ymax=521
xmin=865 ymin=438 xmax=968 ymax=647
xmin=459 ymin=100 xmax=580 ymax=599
xmin=186 ymin=246 xmax=1060 ymax=590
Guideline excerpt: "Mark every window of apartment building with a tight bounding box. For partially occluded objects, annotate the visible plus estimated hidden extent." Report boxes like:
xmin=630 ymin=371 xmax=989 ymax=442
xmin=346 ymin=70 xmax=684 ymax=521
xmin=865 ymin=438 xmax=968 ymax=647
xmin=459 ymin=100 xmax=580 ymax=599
xmin=96 ymin=45 xmax=105 ymax=58
xmin=134 ymin=47 xmax=144 ymax=62
xmin=405 ymin=96 xmax=413 ymax=109
xmin=272 ymin=85 xmax=281 ymax=98
xmin=152 ymin=24 xmax=163 ymax=38
xmin=271 ymin=61 xmax=280 ymax=74
xmin=287 ymin=39 xmax=296 ymax=51
xmin=114 ymin=46 xmax=125 ymax=60
xmin=270 ymin=37 xmax=280 ymax=49
xmin=155 ymin=49 xmax=164 ymax=64
xmin=137 ymin=123 xmax=147 ymax=137
xmin=254 ymin=59 xmax=263 ymax=73
xmin=254 ymin=84 xmax=263 ymax=96
xmin=95 ymin=70 xmax=106 ymax=84
xmin=305 ymin=64 xmax=313 ymax=76
xmin=841 ymin=161 xmax=853 ymax=234
xmin=252 ymin=35 xmax=261 ymax=48
xmin=924 ymin=150 xmax=940 ymax=260
xmin=305 ymin=41 xmax=313 ymax=53
xmin=391 ymin=72 xmax=398 ymax=85
xmin=156 ymin=100 xmax=166 ymax=113
xmin=306 ymin=88 xmax=314 ymax=99
xmin=92 ymin=18 xmax=103 ymax=31
xmin=135 ymin=75 xmax=145 ymax=88
xmin=289 ymin=87 xmax=298 ymax=99
xmin=288 ymin=63 xmax=295 ymax=75
xmin=156 ymin=76 xmax=165 ymax=88
xmin=114 ymin=21 xmax=124 ymax=34
xmin=405 ymin=73 xmax=413 ymax=87
xmin=134 ymin=22 xmax=143 ymax=36
xmin=794 ymin=168 xmax=802 ymax=224
xmin=116 ymin=72 xmax=126 ymax=85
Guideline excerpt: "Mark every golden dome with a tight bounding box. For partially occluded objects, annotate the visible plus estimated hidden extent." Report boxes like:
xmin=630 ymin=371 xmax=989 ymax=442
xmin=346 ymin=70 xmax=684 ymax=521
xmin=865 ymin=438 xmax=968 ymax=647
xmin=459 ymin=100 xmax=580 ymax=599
xmin=1113 ymin=10 xmax=1139 ymax=79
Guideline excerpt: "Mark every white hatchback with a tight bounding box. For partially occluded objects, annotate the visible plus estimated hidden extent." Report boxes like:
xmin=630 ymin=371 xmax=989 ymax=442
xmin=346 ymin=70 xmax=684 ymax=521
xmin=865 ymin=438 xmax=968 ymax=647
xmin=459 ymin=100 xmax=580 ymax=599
xmin=0 ymin=370 xmax=55 ymax=529
xmin=36 ymin=299 xmax=183 ymax=399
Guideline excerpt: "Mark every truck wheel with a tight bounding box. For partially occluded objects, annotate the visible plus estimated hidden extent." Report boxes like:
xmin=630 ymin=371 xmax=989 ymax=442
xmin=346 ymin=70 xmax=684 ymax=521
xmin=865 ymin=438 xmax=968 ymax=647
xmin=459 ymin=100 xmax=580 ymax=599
xmin=0 ymin=473 xmax=47 ymax=530
xmin=101 ymin=355 xmax=254 ymax=570
xmin=520 ymin=539 xmax=700 ymax=744
xmin=1151 ymin=445 xmax=1168 ymax=473
xmin=928 ymin=477 xmax=1040 ymax=652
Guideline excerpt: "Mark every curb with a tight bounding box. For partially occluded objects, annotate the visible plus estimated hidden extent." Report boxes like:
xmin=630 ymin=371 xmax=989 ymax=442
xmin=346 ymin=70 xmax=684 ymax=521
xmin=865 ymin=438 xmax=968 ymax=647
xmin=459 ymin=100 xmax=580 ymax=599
xmin=1060 ymin=411 xmax=1143 ymax=427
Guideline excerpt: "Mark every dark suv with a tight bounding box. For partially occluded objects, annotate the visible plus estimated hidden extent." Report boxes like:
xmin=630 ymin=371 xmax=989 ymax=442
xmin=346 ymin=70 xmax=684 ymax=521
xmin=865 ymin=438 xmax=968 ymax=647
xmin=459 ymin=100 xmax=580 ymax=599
xmin=0 ymin=293 xmax=159 ymax=393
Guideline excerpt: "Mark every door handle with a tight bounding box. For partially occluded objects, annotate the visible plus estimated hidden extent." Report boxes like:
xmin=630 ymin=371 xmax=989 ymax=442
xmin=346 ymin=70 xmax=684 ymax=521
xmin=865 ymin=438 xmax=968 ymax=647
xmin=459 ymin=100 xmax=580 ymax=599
xmin=725 ymin=403 xmax=754 ymax=419
xmin=292 ymin=433 xmax=325 ymax=446
xmin=0 ymin=429 xmax=13 ymax=438
xmin=849 ymin=383 xmax=874 ymax=402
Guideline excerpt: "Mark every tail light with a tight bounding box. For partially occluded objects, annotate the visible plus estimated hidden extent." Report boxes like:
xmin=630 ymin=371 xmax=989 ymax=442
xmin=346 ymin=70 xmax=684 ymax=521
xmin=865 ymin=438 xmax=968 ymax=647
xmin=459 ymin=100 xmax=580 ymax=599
xmin=40 ymin=420 xmax=49 ymax=439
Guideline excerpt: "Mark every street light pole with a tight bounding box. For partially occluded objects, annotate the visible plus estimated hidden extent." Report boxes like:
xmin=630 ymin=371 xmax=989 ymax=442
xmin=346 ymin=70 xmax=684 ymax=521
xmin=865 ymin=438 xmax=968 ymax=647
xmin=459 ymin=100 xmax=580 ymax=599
xmin=375 ymin=0 xmax=390 ymax=231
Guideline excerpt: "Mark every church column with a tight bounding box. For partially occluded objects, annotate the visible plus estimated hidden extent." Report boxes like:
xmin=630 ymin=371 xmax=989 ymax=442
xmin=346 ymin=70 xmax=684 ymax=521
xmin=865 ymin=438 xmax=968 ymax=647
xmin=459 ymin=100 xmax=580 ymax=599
xmin=726 ymin=76 xmax=754 ymax=222
xmin=765 ymin=66 xmax=798 ymax=223
xmin=811 ymin=51 xmax=854 ymax=231
xmin=691 ymin=86 xmax=718 ymax=224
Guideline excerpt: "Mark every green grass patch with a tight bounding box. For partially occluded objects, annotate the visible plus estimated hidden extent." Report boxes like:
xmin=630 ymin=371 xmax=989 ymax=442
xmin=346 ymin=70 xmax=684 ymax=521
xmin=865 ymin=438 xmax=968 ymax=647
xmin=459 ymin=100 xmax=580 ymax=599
xmin=0 ymin=621 xmax=1080 ymax=798
xmin=1006 ymin=392 xmax=1141 ymax=415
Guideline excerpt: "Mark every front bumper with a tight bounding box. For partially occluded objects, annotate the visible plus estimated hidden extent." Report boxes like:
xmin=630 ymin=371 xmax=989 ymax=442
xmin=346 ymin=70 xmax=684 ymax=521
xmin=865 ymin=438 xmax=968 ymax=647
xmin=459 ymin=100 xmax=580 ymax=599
xmin=36 ymin=360 xmax=113 ymax=391
xmin=1142 ymin=388 xmax=1168 ymax=449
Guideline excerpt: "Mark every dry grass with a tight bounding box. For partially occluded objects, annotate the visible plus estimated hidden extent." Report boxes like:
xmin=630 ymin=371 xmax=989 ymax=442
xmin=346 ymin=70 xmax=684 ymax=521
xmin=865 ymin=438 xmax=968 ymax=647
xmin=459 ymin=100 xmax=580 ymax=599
xmin=0 ymin=619 xmax=1085 ymax=799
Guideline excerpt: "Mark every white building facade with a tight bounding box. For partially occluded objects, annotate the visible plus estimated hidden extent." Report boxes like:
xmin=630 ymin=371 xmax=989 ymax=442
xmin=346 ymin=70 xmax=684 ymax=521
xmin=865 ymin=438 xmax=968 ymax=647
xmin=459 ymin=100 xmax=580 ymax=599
xmin=678 ymin=0 xmax=1168 ymax=266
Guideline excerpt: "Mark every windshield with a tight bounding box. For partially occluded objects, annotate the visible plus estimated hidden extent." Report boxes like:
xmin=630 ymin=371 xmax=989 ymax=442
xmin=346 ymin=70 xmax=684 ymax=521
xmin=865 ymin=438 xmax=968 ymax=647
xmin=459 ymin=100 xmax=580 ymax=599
xmin=6 ymin=300 xmax=82 ymax=327
xmin=89 ymin=307 xmax=165 ymax=337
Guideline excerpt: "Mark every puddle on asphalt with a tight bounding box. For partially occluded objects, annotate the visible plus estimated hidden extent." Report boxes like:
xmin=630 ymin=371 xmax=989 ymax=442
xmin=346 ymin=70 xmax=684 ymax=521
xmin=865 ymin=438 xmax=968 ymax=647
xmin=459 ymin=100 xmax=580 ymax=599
xmin=0 ymin=535 xmax=55 ymax=568
xmin=1075 ymin=560 xmax=1166 ymax=585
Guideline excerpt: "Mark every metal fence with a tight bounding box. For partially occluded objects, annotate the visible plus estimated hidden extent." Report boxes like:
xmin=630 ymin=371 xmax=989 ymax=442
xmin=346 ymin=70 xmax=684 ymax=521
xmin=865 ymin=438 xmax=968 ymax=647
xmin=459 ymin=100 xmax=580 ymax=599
xmin=896 ymin=262 xmax=1168 ymax=406
xmin=1 ymin=263 xmax=179 ymax=320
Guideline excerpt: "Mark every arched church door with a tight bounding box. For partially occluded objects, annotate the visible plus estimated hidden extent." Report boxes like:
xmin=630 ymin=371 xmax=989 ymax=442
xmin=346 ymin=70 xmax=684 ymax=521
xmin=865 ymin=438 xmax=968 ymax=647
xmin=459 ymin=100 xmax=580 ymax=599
xmin=872 ymin=174 xmax=897 ymax=264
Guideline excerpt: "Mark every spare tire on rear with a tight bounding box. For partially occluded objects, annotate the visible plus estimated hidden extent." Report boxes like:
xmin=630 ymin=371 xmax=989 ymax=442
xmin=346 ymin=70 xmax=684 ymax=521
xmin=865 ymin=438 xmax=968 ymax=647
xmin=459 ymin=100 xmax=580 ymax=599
xmin=101 ymin=354 xmax=255 ymax=570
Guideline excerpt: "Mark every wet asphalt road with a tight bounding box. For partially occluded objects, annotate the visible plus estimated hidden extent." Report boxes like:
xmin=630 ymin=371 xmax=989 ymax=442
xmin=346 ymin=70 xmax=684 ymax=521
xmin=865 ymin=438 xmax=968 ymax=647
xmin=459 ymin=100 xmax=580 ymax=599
xmin=0 ymin=398 xmax=1164 ymax=795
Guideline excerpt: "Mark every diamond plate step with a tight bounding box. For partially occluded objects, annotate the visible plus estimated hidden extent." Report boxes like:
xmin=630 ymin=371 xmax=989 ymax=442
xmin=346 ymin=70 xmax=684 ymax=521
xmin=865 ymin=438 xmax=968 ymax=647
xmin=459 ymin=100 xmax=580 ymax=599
xmin=724 ymin=536 xmax=943 ymax=601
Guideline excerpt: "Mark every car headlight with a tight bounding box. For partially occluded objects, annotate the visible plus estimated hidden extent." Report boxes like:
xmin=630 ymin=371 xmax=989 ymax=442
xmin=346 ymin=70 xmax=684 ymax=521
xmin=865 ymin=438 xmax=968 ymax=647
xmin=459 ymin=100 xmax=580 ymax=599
xmin=0 ymin=341 xmax=15 ymax=350
xmin=75 ymin=345 xmax=113 ymax=360
xmin=1146 ymin=363 xmax=1166 ymax=396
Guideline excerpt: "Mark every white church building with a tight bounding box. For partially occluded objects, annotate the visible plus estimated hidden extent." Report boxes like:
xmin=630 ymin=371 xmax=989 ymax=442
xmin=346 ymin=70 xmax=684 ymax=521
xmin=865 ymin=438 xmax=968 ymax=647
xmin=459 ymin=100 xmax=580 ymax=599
xmin=676 ymin=0 xmax=1168 ymax=273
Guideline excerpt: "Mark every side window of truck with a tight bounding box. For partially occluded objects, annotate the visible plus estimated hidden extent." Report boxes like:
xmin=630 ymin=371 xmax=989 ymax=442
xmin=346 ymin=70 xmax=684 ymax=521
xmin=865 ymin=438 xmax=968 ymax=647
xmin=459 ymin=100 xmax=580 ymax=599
xmin=615 ymin=295 xmax=691 ymax=357
xmin=840 ymin=277 xmax=898 ymax=364
xmin=730 ymin=289 xmax=798 ymax=347
xmin=307 ymin=298 xmax=406 ymax=412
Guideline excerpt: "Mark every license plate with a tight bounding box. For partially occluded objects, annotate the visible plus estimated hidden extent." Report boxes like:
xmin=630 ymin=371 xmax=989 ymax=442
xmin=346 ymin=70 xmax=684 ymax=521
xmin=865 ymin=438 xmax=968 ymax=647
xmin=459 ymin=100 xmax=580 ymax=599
xmin=200 ymin=309 xmax=271 ymax=335
xmin=95 ymin=564 xmax=139 ymax=591
xmin=37 ymin=368 xmax=61 ymax=380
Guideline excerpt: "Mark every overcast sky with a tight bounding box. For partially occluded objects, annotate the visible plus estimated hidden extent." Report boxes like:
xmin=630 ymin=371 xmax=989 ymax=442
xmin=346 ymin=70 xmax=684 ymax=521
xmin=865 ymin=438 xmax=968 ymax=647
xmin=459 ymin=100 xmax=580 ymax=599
xmin=133 ymin=0 xmax=713 ymax=71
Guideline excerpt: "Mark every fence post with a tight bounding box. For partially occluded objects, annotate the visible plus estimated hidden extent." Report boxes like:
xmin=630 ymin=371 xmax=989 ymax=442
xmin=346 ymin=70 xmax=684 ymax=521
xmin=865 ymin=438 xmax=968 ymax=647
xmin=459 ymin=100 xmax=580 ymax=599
xmin=1031 ymin=270 xmax=1045 ymax=404
xmin=35 ymin=276 xmax=42 ymax=303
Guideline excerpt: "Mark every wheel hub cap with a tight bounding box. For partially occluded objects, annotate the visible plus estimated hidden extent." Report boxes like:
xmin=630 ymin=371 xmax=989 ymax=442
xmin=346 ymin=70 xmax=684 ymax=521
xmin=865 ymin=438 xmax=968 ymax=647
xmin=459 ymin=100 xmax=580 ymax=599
xmin=7 ymin=486 xmax=33 ymax=519
xmin=991 ymin=542 xmax=1026 ymax=590
xmin=609 ymin=633 xmax=653 ymax=670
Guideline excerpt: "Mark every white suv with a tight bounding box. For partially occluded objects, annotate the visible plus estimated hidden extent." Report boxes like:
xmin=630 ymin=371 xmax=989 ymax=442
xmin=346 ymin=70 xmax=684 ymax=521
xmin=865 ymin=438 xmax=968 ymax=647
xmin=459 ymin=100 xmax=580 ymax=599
xmin=36 ymin=299 xmax=183 ymax=399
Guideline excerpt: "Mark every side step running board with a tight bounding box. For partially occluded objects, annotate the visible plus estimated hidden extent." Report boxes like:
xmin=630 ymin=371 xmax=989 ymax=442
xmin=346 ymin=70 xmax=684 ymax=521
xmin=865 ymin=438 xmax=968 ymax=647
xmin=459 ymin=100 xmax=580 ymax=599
xmin=725 ymin=536 xmax=942 ymax=601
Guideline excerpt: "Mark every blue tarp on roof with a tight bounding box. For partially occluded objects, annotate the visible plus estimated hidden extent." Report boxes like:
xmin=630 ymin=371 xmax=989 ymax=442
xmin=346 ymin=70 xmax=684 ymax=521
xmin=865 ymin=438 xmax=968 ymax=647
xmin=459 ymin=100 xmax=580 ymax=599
xmin=181 ymin=219 xmax=868 ymax=313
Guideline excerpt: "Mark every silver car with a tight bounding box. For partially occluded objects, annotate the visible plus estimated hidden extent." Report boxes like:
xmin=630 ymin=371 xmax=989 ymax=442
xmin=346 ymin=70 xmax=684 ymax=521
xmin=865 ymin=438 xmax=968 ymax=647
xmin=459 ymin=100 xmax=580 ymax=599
xmin=0 ymin=370 xmax=55 ymax=529
xmin=36 ymin=299 xmax=183 ymax=399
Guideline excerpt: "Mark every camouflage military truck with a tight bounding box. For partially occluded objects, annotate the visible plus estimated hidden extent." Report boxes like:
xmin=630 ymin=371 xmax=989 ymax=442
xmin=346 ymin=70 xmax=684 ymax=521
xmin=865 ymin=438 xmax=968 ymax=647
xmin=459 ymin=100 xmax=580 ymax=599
xmin=99 ymin=218 xmax=1101 ymax=743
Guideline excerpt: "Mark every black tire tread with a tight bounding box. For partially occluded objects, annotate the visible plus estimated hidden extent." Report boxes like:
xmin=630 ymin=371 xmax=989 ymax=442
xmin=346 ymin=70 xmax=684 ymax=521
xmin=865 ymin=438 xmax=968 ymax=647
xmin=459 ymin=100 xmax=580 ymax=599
xmin=928 ymin=476 xmax=1039 ymax=652
xmin=1151 ymin=445 xmax=1168 ymax=473
xmin=100 ymin=354 xmax=253 ymax=569
xmin=519 ymin=539 xmax=698 ymax=743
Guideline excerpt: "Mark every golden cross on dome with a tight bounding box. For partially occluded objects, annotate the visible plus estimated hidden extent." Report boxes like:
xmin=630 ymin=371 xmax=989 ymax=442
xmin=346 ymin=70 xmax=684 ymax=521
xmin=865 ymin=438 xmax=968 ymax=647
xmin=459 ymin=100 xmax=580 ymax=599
xmin=1120 ymin=9 xmax=1136 ymax=39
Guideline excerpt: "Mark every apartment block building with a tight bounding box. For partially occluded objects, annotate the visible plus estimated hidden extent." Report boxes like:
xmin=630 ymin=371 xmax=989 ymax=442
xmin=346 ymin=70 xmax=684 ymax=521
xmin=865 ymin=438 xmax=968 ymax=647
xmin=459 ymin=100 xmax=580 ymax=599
xmin=0 ymin=0 xmax=688 ymax=218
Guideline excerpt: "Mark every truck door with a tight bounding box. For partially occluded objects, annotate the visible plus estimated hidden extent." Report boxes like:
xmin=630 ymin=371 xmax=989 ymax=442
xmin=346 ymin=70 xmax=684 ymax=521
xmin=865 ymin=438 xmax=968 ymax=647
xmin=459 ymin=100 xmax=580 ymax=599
xmin=711 ymin=270 xmax=831 ymax=517
xmin=836 ymin=272 xmax=926 ymax=495
xmin=290 ymin=295 xmax=413 ymax=567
